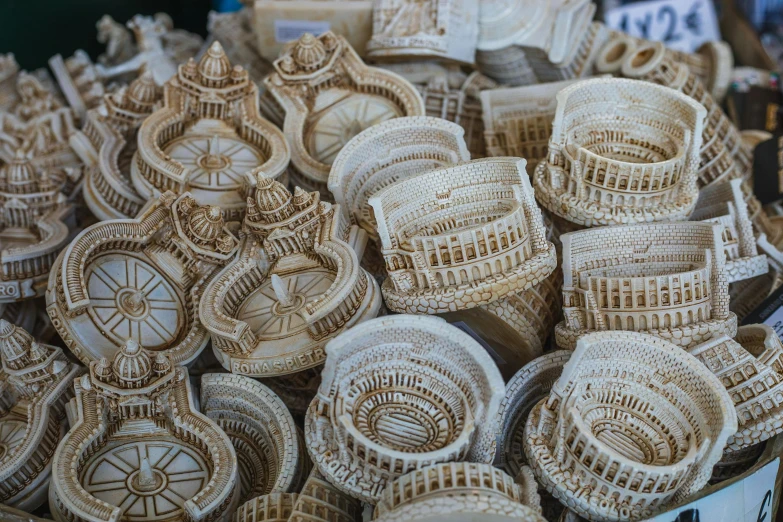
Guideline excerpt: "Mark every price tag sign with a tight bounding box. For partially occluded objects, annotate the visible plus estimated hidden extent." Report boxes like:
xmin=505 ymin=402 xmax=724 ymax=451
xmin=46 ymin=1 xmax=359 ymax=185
xmin=643 ymin=457 xmax=779 ymax=521
xmin=604 ymin=0 xmax=721 ymax=52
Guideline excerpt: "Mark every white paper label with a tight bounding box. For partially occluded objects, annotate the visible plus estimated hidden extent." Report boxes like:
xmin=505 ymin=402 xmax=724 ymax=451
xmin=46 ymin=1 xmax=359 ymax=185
xmin=274 ymin=20 xmax=331 ymax=43
xmin=604 ymin=0 xmax=720 ymax=52
xmin=643 ymin=457 xmax=779 ymax=521
xmin=763 ymin=306 xmax=783 ymax=341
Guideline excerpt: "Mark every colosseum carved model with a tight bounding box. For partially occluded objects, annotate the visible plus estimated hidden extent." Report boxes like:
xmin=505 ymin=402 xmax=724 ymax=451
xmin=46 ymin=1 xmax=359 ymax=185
xmin=0 ymin=320 xmax=81 ymax=510
xmin=50 ymin=340 xmax=239 ymax=522
xmin=262 ymin=31 xmax=424 ymax=198
xmin=47 ymin=191 xmax=239 ymax=366
xmin=533 ymin=77 xmax=706 ymax=228
xmin=525 ymin=331 xmax=737 ymax=522
xmin=556 ymin=222 xmax=736 ymax=350
xmin=305 ymin=315 xmax=504 ymax=503
xmin=200 ymin=176 xmax=381 ymax=378
xmin=132 ymin=41 xmax=289 ymax=221
xmin=370 ymin=157 xmax=556 ymax=314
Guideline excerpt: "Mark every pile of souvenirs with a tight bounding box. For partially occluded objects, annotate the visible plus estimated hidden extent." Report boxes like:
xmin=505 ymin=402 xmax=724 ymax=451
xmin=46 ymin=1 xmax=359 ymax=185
xmin=1 ymin=1 xmax=783 ymax=521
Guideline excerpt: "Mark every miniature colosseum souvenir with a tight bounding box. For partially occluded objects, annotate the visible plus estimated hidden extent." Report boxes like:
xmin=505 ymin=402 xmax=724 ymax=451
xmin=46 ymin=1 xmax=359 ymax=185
xmin=46 ymin=192 xmax=239 ymax=366
xmin=532 ymin=77 xmax=706 ymax=228
xmin=370 ymin=157 xmax=556 ymax=314
xmin=305 ymin=315 xmax=504 ymax=503
xmin=556 ymin=221 xmax=736 ymax=350
xmin=373 ymin=462 xmax=546 ymax=522
xmin=75 ymin=73 xmax=163 ymax=220
xmin=0 ymin=320 xmax=81 ymax=510
xmin=525 ymin=331 xmax=737 ymax=522
xmin=735 ymin=323 xmax=783 ymax=374
xmin=50 ymin=339 xmax=239 ymax=522
xmin=366 ymin=0 xmax=479 ymax=64
xmin=199 ymin=373 xmax=306 ymax=505
xmin=132 ymin=41 xmax=289 ymax=220
xmin=262 ymin=31 xmax=424 ymax=198
xmin=200 ymin=177 xmax=381 ymax=378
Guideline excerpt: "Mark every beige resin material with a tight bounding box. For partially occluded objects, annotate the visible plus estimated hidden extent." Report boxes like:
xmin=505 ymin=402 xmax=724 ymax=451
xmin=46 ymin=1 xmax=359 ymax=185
xmin=328 ymin=116 xmax=470 ymax=241
xmin=46 ymin=192 xmax=239 ymax=366
xmin=0 ymin=320 xmax=81 ymax=510
xmin=735 ymin=324 xmax=783 ymax=374
xmin=200 ymin=177 xmax=381 ymax=377
xmin=200 ymin=374 xmax=305 ymax=504
xmin=263 ymin=31 xmax=424 ymax=198
xmin=206 ymin=9 xmax=273 ymax=85
xmin=366 ymin=0 xmax=479 ymax=64
xmin=370 ymin=157 xmax=556 ymax=314
xmin=557 ymin=222 xmax=735 ymax=350
xmin=475 ymin=47 xmax=537 ymax=87
xmin=0 ymin=55 xmax=21 ymax=111
xmin=50 ymin=340 xmax=239 ymax=522
xmin=525 ymin=331 xmax=737 ymax=522
xmin=373 ymin=463 xmax=545 ymax=522
xmin=533 ymin=78 xmax=705 ymax=228
xmin=132 ymin=41 xmax=289 ymax=220
xmin=305 ymin=315 xmax=505 ymax=503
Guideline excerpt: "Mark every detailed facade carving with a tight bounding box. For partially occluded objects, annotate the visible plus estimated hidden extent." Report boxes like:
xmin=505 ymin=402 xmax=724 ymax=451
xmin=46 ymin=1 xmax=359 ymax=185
xmin=366 ymin=0 xmax=480 ymax=64
xmin=50 ymin=340 xmax=239 ymax=522
xmin=200 ymin=177 xmax=381 ymax=377
xmin=47 ymin=192 xmax=240 ymax=366
xmin=525 ymin=331 xmax=737 ymax=521
xmin=305 ymin=315 xmax=504 ymax=503
xmin=0 ymin=320 xmax=80 ymax=510
xmin=532 ymin=78 xmax=706 ymax=228
xmin=262 ymin=31 xmax=424 ymax=198
xmin=370 ymin=157 xmax=556 ymax=314
xmin=133 ymin=41 xmax=289 ymax=220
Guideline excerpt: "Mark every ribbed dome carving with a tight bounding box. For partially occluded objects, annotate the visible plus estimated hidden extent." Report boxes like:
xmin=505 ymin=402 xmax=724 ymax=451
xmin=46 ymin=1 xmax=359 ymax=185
xmin=292 ymin=33 xmax=327 ymax=71
xmin=198 ymin=41 xmax=232 ymax=85
xmin=292 ymin=186 xmax=313 ymax=209
xmin=0 ymin=319 xmax=33 ymax=362
xmin=187 ymin=205 xmax=225 ymax=244
xmin=112 ymin=340 xmax=152 ymax=386
xmin=255 ymin=177 xmax=292 ymax=212
xmin=1 ymin=151 xmax=37 ymax=194
xmin=127 ymin=71 xmax=161 ymax=107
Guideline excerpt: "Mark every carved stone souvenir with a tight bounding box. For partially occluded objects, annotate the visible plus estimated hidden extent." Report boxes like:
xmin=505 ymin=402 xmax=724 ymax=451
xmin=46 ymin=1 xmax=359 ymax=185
xmin=133 ymin=42 xmax=289 ymax=221
xmin=0 ymin=54 xmax=20 ymax=111
xmin=366 ymin=0 xmax=480 ymax=64
xmin=206 ymin=9 xmax=273 ymax=85
xmin=373 ymin=463 xmax=546 ymax=522
xmin=50 ymin=340 xmax=239 ymax=522
xmin=475 ymin=46 xmax=537 ymax=87
xmin=46 ymin=191 xmax=239 ymax=366
xmin=532 ymin=77 xmax=705 ymax=228
xmin=0 ymin=320 xmax=80 ymax=510
xmin=200 ymin=177 xmax=381 ymax=377
xmin=525 ymin=331 xmax=737 ymax=522
xmin=556 ymin=222 xmax=736 ymax=350
xmin=200 ymin=373 xmax=306 ymax=505
xmin=305 ymin=314 xmax=504 ymax=503
xmin=735 ymin=323 xmax=783 ymax=374
xmin=262 ymin=31 xmax=424 ymax=198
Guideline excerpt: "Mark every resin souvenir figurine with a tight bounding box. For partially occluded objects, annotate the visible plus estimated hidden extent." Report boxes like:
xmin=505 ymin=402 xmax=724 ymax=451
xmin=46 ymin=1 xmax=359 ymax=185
xmin=50 ymin=340 xmax=239 ymax=522
xmin=262 ymin=31 xmax=424 ymax=198
xmin=305 ymin=315 xmax=504 ymax=503
xmin=0 ymin=54 xmax=20 ymax=111
xmin=200 ymin=177 xmax=381 ymax=377
xmin=96 ymin=15 xmax=137 ymax=68
xmin=133 ymin=41 xmax=289 ymax=220
xmin=373 ymin=463 xmax=546 ymax=522
xmin=556 ymin=222 xmax=735 ymax=350
xmin=200 ymin=374 xmax=306 ymax=505
xmin=475 ymin=46 xmax=537 ymax=87
xmin=206 ymin=9 xmax=272 ymax=84
xmin=366 ymin=0 xmax=480 ymax=64
xmin=47 ymin=192 xmax=239 ymax=366
xmin=0 ymin=320 xmax=81 ymax=510
xmin=532 ymin=77 xmax=705 ymax=228
xmin=525 ymin=331 xmax=737 ymax=522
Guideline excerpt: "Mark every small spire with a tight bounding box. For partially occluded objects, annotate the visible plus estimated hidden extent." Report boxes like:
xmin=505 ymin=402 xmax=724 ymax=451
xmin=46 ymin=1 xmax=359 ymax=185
xmin=271 ymin=274 xmax=295 ymax=307
xmin=137 ymin=457 xmax=157 ymax=490
xmin=202 ymin=135 xmax=225 ymax=170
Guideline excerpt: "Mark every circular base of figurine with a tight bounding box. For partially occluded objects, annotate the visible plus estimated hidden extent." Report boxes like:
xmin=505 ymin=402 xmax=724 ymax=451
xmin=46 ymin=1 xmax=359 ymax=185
xmin=83 ymin=159 xmax=145 ymax=222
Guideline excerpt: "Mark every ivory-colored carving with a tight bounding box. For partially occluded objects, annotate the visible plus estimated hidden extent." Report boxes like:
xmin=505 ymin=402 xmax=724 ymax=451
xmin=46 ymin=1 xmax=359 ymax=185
xmin=206 ymin=9 xmax=273 ymax=85
xmin=532 ymin=77 xmax=705 ymax=228
xmin=328 ymin=116 xmax=470 ymax=241
xmin=262 ymin=31 xmax=424 ymax=198
xmin=0 ymin=55 xmax=20 ymax=111
xmin=200 ymin=373 xmax=306 ymax=505
xmin=0 ymin=320 xmax=80 ymax=510
xmin=370 ymin=157 xmax=556 ymax=314
xmin=50 ymin=340 xmax=239 ymax=522
xmin=475 ymin=47 xmax=537 ymax=87
xmin=132 ymin=41 xmax=289 ymax=220
xmin=305 ymin=314 xmax=504 ymax=503
xmin=46 ymin=192 xmax=239 ymax=366
xmin=366 ymin=0 xmax=480 ymax=64
xmin=373 ymin=463 xmax=546 ymax=522
xmin=200 ymin=178 xmax=381 ymax=377
xmin=556 ymin=222 xmax=736 ymax=350
xmin=525 ymin=331 xmax=737 ymax=522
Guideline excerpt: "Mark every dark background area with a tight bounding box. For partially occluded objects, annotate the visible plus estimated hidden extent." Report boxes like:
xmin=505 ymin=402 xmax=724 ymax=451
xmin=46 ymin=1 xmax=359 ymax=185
xmin=0 ymin=0 xmax=213 ymax=70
